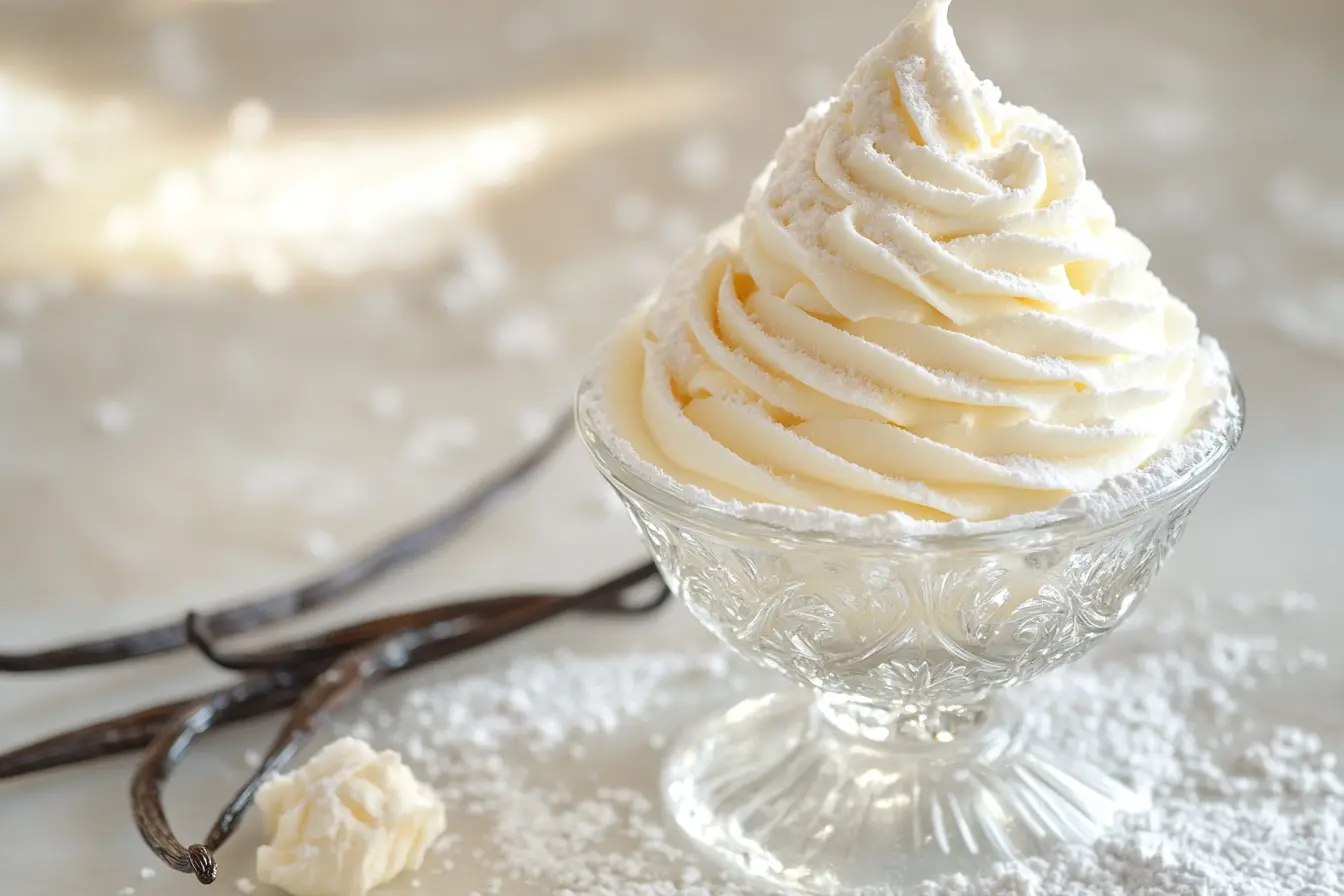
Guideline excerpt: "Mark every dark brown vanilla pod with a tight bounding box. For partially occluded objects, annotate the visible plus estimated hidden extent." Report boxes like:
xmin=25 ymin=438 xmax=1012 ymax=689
xmin=130 ymin=677 xmax=308 ymax=883
xmin=133 ymin=563 xmax=668 ymax=882
xmin=0 ymin=562 xmax=665 ymax=781
xmin=182 ymin=561 xmax=668 ymax=674
xmin=0 ymin=414 xmax=571 ymax=673
xmin=183 ymin=593 xmax=547 ymax=673
xmin=0 ymin=671 xmax=312 ymax=781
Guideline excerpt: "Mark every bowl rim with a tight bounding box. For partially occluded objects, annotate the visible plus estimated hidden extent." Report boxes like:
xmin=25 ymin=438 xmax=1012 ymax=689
xmin=575 ymin=359 xmax=1246 ymax=551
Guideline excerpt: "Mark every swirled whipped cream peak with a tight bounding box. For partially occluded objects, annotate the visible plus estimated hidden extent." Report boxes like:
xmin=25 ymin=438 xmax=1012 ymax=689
xmin=604 ymin=0 xmax=1232 ymax=523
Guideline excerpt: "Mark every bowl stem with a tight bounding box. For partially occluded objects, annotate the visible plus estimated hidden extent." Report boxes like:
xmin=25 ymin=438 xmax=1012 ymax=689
xmin=664 ymin=689 xmax=1146 ymax=893
xmin=814 ymin=690 xmax=1000 ymax=749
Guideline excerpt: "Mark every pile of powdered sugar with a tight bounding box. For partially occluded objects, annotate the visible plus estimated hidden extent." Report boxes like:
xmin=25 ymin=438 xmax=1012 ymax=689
xmin=924 ymin=589 xmax=1340 ymax=896
xmin=335 ymin=646 xmax=759 ymax=896
xmin=324 ymin=586 xmax=1337 ymax=896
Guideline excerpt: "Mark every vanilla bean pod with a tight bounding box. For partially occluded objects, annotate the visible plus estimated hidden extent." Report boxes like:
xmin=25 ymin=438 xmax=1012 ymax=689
xmin=133 ymin=563 xmax=668 ymax=882
xmin=0 ymin=672 xmax=311 ymax=781
xmin=0 ymin=415 xmax=570 ymax=673
xmin=0 ymin=563 xmax=666 ymax=779
xmin=184 ymin=561 xmax=665 ymax=674
xmin=183 ymin=593 xmax=543 ymax=673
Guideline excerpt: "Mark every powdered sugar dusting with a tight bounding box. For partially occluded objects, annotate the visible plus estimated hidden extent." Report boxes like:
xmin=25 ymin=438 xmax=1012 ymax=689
xmin=1047 ymin=337 xmax=1239 ymax=523
xmin=321 ymin=585 xmax=1335 ymax=895
xmin=334 ymin=648 xmax=755 ymax=895
xmin=605 ymin=0 xmax=1226 ymax=523
xmin=580 ymin=336 xmax=1240 ymax=541
xmin=921 ymin=590 xmax=1338 ymax=895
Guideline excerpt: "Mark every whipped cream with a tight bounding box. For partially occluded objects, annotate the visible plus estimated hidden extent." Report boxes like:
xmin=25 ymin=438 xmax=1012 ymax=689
xmin=254 ymin=738 xmax=446 ymax=896
xmin=606 ymin=0 xmax=1231 ymax=524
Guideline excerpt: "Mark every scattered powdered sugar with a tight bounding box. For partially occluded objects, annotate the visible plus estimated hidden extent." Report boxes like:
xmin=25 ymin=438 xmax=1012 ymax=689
xmin=675 ymin=132 xmax=728 ymax=191
xmin=926 ymin=594 xmax=1340 ymax=894
xmin=345 ymin=648 xmax=737 ymax=759
xmin=335 ymin=647 xmax=754 ymax=896
xmin=405 ymin=416 xmax=480 ymax=464
xmin=326 ymin=587 xmax=1337 ymax=896
xmin=1232 ymin=727 xmax=1342 ymax=798
xmin=1230 ymin=588 xmax=1317 ymax=616
xmin=438 ymin=231 xmax=514 ymax=315
xmin=0 ymin=332 xmax=23 ymax=369
xmin=93 ymin=400 xmax=133 ymax=435
xmin=301 ymin=528 xmax=339 ymax=560
xmin=579 ymin=336 xmax=1240 ymax=543
xmin=490 ymin=308 xmax=562 ymax=362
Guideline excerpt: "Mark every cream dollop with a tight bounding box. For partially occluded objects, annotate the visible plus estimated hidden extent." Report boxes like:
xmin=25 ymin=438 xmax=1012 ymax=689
xmin=254 ymin=738 xmax=446 ymax=896
xmin=608 ymin=0 xmax=1224 ymax=522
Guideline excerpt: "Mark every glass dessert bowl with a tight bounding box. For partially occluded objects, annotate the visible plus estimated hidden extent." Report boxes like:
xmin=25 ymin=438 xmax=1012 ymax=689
xmin=576 ymin=369 xmax=1243 ymax=894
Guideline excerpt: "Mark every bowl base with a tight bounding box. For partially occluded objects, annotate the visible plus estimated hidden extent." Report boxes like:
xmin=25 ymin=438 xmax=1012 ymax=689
xmin=664 ymin=690 xmax=1146 ymax=894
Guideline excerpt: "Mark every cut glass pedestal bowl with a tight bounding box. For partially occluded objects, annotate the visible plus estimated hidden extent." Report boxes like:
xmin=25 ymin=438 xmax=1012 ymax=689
xmin=577 ymin=371 xmax=1243 ymax=894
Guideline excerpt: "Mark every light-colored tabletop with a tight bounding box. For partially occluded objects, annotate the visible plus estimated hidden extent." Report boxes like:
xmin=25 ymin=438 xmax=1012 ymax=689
xmin=0 ymin=1 xmax=1341 ymax=893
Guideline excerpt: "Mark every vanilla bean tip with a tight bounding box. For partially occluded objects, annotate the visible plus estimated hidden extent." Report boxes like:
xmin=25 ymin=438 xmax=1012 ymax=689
xmin=187 ymin=844 xmax=217 ymax=884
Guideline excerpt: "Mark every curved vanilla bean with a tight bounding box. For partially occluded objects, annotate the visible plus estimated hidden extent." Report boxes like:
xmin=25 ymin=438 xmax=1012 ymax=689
xmin=0 ymin=416 xmax=570 ymax=673
xmin=184 ymin=561 xmax=665 ymax=673
xmin=0 ymin=674 xmax=309 ymax=781
xmin=0 ymin=564 xmax=666 ymax=781
xmin=130 ymin=678 xmax=296 ymax=883
xmin=133 ymin=563 xmax=669 ymax=881
xmin=135 ymin=598 xmax=567 ymax=881
xmin=184 ymin=593 xmax=546 ymax=673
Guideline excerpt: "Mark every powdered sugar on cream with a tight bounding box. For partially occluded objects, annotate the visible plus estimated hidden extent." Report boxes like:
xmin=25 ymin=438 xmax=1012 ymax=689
xmin=579 ymin=335 xmax=1239 ymax=541
xmin=602 ymin=0 xmax=1223 ymax=523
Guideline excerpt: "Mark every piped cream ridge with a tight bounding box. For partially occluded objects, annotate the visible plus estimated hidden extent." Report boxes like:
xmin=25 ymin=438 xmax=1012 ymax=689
xmin=608 ymin=0 xmax=1224 ymax=523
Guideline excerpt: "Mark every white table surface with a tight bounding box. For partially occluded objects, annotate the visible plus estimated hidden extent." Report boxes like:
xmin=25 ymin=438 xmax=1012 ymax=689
xmin=1 ymin=0 xmax=1341 ymax=893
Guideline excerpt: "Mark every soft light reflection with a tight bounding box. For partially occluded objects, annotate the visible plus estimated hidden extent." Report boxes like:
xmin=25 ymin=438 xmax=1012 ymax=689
xmin=86 ymin=74 xmax=738 ymax=291
xmin=101 ymin=117 xmax=548 ymax=292
xmin=0 ymin=70 xmax=740 ymax=286
xmin=0 ymin=73 xmax=71 ymax=181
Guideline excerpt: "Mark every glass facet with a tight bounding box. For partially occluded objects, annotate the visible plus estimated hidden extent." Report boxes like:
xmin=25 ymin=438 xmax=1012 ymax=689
xmin=577 ymin=368 xmax=1243 ymax=894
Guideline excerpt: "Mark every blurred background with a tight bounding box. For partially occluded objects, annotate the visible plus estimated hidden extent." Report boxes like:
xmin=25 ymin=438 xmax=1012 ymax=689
xmin=2 ymin=0 xmax=1340 ymax=624
xmin=0 ymin=0 xmax=1338 ymax=647
xmin=0 ymin=0 xmax=1342 ymax=890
